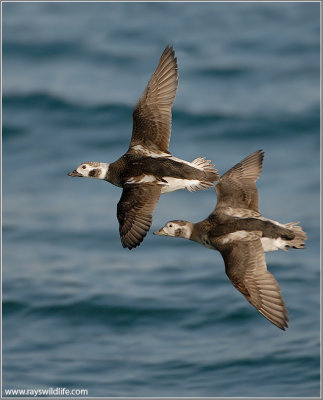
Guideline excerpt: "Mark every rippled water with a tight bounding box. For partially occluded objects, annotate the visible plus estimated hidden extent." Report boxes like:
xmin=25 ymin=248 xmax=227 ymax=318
xmin=2 ymin=2 xmax=320 ymax=397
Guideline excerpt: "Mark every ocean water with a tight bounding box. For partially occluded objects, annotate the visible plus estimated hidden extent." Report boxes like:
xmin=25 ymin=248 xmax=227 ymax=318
xmin=2 ymin=2 xmax=320 ymax=398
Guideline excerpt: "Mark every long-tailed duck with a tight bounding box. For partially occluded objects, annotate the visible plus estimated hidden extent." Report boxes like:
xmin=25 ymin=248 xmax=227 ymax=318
xmin=68 ymin=46 xmax=219 ymax=249
xmin=154 ymin=150 xmax=307 ymax=330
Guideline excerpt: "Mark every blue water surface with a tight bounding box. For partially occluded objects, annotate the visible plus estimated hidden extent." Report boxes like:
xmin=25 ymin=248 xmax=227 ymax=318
xmin=2 ymin=2 xmax=320 ymax=397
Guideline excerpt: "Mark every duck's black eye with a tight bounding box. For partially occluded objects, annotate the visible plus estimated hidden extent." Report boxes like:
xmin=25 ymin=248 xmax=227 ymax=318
xmin=82 ymin=165 xmax=86 ymax=169
xmin=169 ymin=224 xmax=173 ymax=228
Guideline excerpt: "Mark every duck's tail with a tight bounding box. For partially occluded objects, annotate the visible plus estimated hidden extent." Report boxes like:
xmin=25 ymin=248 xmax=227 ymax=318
xmin=283 ymin=222 xmax=307 ymax=250
xmin=189 ymin=157 xmax=219 ymax=191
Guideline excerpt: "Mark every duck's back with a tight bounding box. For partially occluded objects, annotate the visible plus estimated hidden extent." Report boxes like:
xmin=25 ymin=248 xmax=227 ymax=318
xmin=108 ymin=154 xmax=217 ymax=187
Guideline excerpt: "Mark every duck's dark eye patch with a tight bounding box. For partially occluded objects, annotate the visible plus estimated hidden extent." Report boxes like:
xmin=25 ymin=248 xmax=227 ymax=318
xmin=82 ymin=165 xmax=86 ymax=169
xmin=89 ymin=168 xmax=100 ymax=177
xmin=169 ymin=224 xmax=173 ymax=228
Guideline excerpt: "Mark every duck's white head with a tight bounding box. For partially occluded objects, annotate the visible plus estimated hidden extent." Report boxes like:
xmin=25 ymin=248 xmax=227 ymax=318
xmin=154 ymin=220 xmax=193 ymax=239
xmin=68 ymin=162 xmax=109 ymax=180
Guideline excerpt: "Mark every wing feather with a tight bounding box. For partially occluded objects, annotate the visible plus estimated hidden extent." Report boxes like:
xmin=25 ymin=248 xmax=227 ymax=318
xmin=214 ymin=150 xmax=264 ymax=213
xmin=117 ymin=184 xmax=161 ymax=249
xmin=217 ymin=234 xmax=289 ymax=330
xmin=128 ymin=46 xmax=178 ymax=154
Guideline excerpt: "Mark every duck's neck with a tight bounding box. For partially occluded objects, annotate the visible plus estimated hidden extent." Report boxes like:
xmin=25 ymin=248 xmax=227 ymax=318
xmin=179 ymin=222 xmax=194 ymax=239
xmin=190 ymin=222 xmax=204 ymax=243
xmin=97 ymin=163 xmax=110 ymax=180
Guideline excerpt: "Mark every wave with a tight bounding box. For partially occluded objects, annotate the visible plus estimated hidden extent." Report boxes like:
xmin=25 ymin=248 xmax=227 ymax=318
xmin=196 ymin=66 xmax=251 ymax=79
xmin=175 ymin=107 xmax=320 ymax=140
xmin=3 ymin=40 xmax=84 ymax=60
xmin=2 ymin=125 xmax=27 ymax=139
xmin=3 ymin=293 xmax=279 ymax=332
xmin=3 ymin=92 xmax=319 ymax=142
xmin=3 ymin=297 xmax=195 ymax=327
xmin=3 ymin=40 xmax=137 ymax=65
xmin=2 ymin=300 xmax=27 ymax=315
xmin=5 ymin=90 xmax=319 ymax=116
xmin=2 ymin=92 xmax=133 ymax=114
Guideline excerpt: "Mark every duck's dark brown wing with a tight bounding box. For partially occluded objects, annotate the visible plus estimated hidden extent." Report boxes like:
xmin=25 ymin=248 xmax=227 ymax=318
xmin=128 ymin=46 xmax=178 ymax=155
xmin=216 ymin=232 xmax=289 ymax=330
xmin=214 ymin=150 xmax=264 ymax=213
xmin=117 ymin=184 xmax=161 ymax=250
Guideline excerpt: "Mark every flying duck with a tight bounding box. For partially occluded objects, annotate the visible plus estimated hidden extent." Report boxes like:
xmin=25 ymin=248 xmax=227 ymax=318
xmin=68 ymin=46 xmax=219 ymax=249
xmin=154 ymin=150 xmax=307 ymax=330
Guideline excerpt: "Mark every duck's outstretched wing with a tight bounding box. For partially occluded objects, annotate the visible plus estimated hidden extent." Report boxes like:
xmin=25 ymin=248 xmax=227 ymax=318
xmin=213 ymin=150 xmax=264 ymax=214
xmin=128 ymin=46 xmax=178 ymax=155
xmin=117 ymin=184 xmax=161 ymax=249
xmin=216 ymin=231 xmax=289 ymax=330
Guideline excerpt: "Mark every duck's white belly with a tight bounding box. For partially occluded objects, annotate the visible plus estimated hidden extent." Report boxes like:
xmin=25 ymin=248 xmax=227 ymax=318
xmin=261 ymin=237 xmax=288 ymax=252
xmin=125 ymin=175 xmax=203 ymax=193
xmin=160 ymin=178 xmax=205 ymax=194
